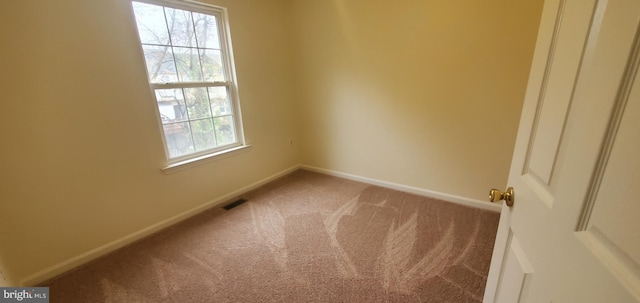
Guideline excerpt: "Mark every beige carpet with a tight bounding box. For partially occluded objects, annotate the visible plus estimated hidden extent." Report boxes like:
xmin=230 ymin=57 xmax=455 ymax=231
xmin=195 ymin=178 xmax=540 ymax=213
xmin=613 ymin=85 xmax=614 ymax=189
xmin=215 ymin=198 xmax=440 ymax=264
xmin=44 ymin=170 xmax=499 ymax=302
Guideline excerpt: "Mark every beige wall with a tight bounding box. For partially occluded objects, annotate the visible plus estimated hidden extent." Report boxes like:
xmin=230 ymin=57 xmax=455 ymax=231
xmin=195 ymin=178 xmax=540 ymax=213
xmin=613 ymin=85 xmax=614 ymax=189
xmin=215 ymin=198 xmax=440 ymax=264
xmin=293 ymin=0 xmax=543 ymax=200
xmin=0 ymin=0 xmax=298 ymax=284
xmin=0 ymin=0 xmax=543 ymax=285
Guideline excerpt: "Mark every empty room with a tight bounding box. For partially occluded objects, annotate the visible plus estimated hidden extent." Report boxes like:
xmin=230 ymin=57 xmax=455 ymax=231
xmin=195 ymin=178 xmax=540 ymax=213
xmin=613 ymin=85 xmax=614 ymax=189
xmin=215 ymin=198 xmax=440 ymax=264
xmin=2 ymin=0 xmax=639 ymax=302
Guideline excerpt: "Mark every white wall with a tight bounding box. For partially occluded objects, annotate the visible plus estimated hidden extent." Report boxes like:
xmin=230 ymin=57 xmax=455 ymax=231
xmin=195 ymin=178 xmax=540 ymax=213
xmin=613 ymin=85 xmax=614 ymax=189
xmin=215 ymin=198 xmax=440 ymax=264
xmin=292 ymin=0 xmax=544 ymax=200
xmin=0 ymin=0 xmax=298 ymax=285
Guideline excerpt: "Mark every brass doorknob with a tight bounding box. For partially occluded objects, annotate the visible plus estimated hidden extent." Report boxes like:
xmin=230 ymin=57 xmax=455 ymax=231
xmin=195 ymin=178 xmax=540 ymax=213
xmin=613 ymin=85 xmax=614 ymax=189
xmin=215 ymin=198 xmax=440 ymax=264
xmin=489 ymin=187 xmax=514 ymax=207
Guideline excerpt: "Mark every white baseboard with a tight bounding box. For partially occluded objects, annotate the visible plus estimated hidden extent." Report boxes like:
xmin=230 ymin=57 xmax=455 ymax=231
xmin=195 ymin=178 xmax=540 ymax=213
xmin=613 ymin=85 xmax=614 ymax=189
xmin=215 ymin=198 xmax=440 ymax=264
xmin=300 ymin=165 xmax=501 ymax=212
xmin=21 ymin=163 xmax=498 ymax=286
xmin=20 ymin=165 xmax=301 ymax=286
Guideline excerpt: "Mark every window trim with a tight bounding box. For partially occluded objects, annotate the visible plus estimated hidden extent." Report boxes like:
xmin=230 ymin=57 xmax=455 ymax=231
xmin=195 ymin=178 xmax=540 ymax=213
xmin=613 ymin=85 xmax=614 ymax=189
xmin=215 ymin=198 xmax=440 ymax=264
xmin=162 ymin=144 xmax=251 ymax=174
xmin=131 ymin=0 xmax=247 ymax=168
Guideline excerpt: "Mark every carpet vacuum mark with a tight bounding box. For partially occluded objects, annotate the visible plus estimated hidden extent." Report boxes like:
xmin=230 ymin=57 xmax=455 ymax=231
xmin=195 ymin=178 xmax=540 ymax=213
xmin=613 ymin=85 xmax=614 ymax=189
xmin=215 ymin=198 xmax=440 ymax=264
xmin=45 ymin=170 xmax=499 ymax=302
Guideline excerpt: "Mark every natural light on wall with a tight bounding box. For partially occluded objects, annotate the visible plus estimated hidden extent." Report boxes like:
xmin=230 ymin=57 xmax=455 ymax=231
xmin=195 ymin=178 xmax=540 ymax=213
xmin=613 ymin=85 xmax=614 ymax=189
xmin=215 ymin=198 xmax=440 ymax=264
xmin=131 ymin=0 xmax=245 ymax=165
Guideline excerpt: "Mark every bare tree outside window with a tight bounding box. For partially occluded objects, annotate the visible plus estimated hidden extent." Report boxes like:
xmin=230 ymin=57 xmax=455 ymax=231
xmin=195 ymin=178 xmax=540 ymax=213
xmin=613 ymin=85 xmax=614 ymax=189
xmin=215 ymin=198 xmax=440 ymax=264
xmin=132 ymin=1 xmax=242 ymax=161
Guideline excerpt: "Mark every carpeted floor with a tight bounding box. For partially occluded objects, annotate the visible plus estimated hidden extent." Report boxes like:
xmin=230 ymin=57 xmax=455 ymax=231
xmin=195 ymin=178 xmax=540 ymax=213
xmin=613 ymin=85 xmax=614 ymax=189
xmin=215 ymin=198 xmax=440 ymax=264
xmin=44 ymin=170 xmax=499 ymax=302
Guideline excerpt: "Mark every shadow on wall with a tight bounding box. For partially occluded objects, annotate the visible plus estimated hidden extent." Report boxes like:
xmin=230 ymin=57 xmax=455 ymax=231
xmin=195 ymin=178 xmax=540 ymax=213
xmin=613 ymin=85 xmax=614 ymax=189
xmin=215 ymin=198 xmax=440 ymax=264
xmin=0 ymin=254 xmax=11 ymax=286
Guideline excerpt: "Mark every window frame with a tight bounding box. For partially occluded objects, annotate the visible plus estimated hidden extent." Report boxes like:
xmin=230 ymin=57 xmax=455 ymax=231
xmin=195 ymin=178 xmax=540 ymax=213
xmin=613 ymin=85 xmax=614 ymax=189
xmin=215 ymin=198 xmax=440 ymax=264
xmin=131 ymin=0 xmax=247 ymax=169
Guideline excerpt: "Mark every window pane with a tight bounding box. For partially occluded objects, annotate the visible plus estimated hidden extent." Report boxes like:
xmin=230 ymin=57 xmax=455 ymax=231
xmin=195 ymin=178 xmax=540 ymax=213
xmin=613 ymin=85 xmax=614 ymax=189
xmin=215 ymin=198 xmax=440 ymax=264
xmin=190 ymin=119 xmax=216 ymax=151
xmin=184 ymin=87 xmax=211 ymax=119
xmin=200 ymin=49 xmax=224 ymax=82
xmin=164 ymin=7 xmax=197 ymax=47
xmin=163 ymin=122 xmax=194 ymax=158
xmin=132 ymin=2 xmax=170 ymax=45
xmin=155 ymin=89 xmax=187 ymax=124
xmin=214 ymin=115 xmax=236 ymax=146
xmin=173 ymin=47 xmax=203 ymax=82
xmin=142 ymin=45 xmax=178 ymax=83
xmin=132 ymin=2 xmax=242 ymax=160
xmin=208 ymin=87 xmax=232 ymax=116
xmin=193 ymin=13 xmax=220 ymax=49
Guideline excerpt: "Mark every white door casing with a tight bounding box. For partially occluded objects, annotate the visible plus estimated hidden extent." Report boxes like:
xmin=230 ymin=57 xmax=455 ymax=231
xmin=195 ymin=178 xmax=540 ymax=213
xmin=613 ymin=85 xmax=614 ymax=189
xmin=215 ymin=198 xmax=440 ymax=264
xmin=484 ymin=0 xmax=640 ymax=302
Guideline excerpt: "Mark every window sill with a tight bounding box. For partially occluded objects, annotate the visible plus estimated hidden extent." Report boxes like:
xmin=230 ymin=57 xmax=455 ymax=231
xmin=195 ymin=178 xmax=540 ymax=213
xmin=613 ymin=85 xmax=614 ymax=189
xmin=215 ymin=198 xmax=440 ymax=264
xmin=162 ymin=145 xmax=251 ymax=174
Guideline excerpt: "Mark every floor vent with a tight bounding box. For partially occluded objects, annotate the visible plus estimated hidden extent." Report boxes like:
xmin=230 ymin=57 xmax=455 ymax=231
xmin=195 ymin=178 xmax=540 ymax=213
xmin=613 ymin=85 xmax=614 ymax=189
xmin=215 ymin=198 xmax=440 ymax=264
xmin=222 ymin=198 xmax=247 ymax=210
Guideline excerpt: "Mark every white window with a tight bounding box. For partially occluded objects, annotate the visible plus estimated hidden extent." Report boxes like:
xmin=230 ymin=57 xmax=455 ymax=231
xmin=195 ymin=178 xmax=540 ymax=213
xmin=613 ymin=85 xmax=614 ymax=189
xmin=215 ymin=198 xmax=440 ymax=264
xmin=131 ymin=0 xmax=244 ymax=164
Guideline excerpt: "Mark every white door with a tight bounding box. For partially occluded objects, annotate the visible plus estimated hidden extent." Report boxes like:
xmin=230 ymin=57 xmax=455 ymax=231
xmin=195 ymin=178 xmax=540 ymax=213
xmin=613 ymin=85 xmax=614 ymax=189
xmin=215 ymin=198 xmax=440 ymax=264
xmin=483 ymin=0 xmax=640 ymax=302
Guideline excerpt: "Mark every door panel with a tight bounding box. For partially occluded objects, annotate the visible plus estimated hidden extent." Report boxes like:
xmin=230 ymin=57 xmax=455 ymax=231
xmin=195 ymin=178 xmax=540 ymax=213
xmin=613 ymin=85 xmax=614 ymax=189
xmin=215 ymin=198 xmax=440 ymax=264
xmin=524 ymin=0 xmax=594 ymax=187
xmin=516 ymin=0 xmax=596 ymax=209
xmin=494 ymin=235 xmax=532 ymax=303
xmin=588 ymin=95 xmax=640 ymax=264
xmin=484 ymin=0 xmax=640 ymax=302
xmin=580 ymin=54 xmax=640 ymax=296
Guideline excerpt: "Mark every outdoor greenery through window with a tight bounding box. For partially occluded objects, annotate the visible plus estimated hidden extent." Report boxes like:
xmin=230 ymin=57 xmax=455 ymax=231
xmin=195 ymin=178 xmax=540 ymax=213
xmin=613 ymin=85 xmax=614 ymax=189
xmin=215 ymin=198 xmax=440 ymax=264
xmin=131 ymin=0 xmax=243 ymax=162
